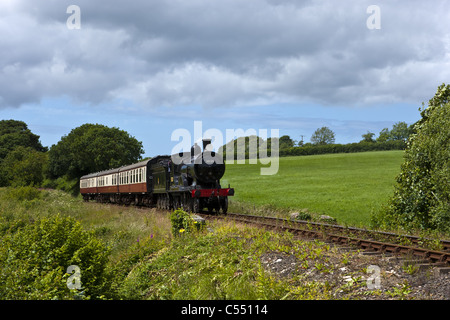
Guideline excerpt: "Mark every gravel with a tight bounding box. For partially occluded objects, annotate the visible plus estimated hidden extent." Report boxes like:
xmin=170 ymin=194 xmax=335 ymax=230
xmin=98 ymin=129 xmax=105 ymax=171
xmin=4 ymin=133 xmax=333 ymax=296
xmin=259 ymin=245 xmax=450 ymax=300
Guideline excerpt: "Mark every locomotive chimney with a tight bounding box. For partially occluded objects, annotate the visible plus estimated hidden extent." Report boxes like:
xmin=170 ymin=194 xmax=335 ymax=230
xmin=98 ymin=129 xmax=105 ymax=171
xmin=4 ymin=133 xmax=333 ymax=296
xmin=202 ymin=138 xmax=212 ymax=151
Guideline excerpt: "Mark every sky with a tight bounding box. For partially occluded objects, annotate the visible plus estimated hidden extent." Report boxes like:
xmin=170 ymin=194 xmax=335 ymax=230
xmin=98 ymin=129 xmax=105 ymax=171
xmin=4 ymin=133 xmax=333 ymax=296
xmin=1 ymin=0 xmax=449 ymax=157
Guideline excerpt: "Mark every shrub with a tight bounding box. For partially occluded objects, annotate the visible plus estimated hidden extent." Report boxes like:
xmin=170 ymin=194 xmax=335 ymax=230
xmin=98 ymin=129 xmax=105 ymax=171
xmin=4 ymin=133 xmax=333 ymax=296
xmin=170 ymin=209 xmax=204 ymax=236
xmin=4 ymin=186 xmax=42 ymax=201
xmin=0 ymin=214 xmax=111 ymax=299
xmin=372 ymin=84 xmax=450 ymax=232
xmin=0 ymin=146 xmax=47 ymax=187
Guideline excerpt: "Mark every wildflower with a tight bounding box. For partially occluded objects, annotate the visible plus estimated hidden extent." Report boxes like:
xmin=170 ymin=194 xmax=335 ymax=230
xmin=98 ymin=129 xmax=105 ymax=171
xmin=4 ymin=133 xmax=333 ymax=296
xmin=179 ymin=228 xmax=185 ymax=233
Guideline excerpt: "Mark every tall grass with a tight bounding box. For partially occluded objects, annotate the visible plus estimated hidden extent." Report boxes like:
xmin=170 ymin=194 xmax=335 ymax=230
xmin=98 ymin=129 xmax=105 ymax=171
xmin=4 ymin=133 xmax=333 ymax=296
xmin=0 ymin=187 xmax=432 ymax=300
xmin=0 ymin=187 xmax=172 ymax=261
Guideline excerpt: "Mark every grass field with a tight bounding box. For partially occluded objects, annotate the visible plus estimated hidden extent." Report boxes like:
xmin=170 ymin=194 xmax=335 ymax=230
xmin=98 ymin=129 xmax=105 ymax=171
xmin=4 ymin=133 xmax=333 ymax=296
xmin=222 ymin=150 xmax=405 ymax=227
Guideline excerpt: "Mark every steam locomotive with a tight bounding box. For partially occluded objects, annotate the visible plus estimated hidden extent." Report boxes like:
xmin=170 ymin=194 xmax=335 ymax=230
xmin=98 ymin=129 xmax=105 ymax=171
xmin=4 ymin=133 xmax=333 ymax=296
xmin=80 ymin=139 xmax=233 ymax=214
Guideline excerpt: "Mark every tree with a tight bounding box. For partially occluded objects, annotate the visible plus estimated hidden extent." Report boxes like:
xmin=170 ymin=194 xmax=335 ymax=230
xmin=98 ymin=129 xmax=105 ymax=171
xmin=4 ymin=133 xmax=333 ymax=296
xmin=390 ymin=121 xmax=412 ymax=142
xmin=0 ymin=146 xmax=47 ymax=187
xmin=360 ymin=131 xmax=375 ymax=143
xmin=47 ymin=124 xmax=144 ymax=179
xmin=376 ymin=122 xmax=412 ymax=143
xmin=376 ymin=128 xmax=390 ymax=143
xmin=372 ymin=84 xmax=450 ymax=231
xmin=0 ymin=120 xmax=47 ymax=159
xmin=311 ymin=127 xmax=335 ymax=145
xmin=219 ymin=135 xmax=267 ymax=160
xmin=279 ymin=135 xmax=294 ymax=149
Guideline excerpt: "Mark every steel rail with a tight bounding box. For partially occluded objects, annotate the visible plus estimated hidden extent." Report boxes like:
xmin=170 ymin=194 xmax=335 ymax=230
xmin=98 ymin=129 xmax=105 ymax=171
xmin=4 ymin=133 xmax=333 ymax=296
xmin=226 ymin=213 xmax=450 ymax=251
xmin=213 ymin=213 xmax=450 ymax=264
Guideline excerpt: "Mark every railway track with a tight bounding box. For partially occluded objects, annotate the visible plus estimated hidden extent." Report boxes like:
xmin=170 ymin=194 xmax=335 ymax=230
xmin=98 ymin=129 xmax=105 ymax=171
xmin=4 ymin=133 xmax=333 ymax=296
xmin=199 ymin=212 xmax=450 ymax=267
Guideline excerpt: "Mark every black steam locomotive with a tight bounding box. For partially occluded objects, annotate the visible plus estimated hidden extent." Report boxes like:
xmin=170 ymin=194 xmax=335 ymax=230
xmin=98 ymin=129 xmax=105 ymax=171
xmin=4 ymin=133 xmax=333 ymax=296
xmin=80 ymin=139 xmax=233 ymax=214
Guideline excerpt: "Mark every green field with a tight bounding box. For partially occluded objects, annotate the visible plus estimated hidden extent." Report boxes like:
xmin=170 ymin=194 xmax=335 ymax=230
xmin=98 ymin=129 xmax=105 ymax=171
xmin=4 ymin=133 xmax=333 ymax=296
xmin=222 ymin=150 xmax=405 ymax=227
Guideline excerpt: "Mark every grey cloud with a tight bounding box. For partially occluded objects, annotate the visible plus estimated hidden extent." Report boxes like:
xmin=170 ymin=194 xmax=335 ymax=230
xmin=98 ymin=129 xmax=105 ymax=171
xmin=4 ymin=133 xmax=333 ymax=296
xmin=1 ymin=0 xmax=449 ymax=109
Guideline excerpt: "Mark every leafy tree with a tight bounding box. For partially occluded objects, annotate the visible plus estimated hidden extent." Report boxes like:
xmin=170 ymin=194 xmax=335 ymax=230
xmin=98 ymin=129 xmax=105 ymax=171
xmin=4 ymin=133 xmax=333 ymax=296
xmin=279 ymin=135 xmax=294 ymax=149
xmin=390 ymin=121 xmax=412 ymax=142
xmin=0 ymin=146 xmax=47 ymax=187
xmin=360 ymin=131 xmax=375 ymax=143
xmin=219 ymin=135 xmax=267 ymax=160
xmin=310 ymin=127 xmax=335 ymax=145
xmin=376 ymin=128 xmax=391 ymax=143
xmin=372 ymin=84 xmax=450 ymax=231
xmin=47 ymin=124 xmax=144 ymax=179
xmin=0 ymin=120 xmax=47 ymax=159
xmin=376 ymin=122 xmax=412 ymax=143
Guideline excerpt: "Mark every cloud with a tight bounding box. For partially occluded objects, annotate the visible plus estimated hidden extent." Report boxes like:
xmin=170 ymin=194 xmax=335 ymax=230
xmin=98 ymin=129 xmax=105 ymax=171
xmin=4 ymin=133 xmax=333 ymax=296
xmin=1 ymin=0 xmax=449 ymax=110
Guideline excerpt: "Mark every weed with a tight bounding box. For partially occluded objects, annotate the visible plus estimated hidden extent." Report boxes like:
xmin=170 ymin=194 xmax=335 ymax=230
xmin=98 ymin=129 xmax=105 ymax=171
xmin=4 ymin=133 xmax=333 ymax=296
xmin=386 ymin=282 xmax=412 ymax=299
xmin=402 ymin=264 xmax=419 ymax=275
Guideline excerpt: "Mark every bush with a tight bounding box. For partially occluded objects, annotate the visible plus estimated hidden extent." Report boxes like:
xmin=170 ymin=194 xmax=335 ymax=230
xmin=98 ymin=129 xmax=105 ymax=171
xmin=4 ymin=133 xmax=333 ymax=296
xmin=0 ymin=214 xmax=111 ymax=299
xmin=0 ymin=146 xmax=48 ymax=187
xmin=4 ymin=186 xmax=42 ymax=201
xmin=372 ymin=84 xmax=450 ymax=232
xmin=170 ymin=209 xmax=204 ymax=236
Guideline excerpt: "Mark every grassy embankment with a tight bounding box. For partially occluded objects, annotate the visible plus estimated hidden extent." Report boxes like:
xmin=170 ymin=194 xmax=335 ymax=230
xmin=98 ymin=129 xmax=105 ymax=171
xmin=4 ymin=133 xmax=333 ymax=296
xmin=223 ymin=150 xmax=404 ymax=227
xmin=1 ymin=187 xmax=391 ymax=300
